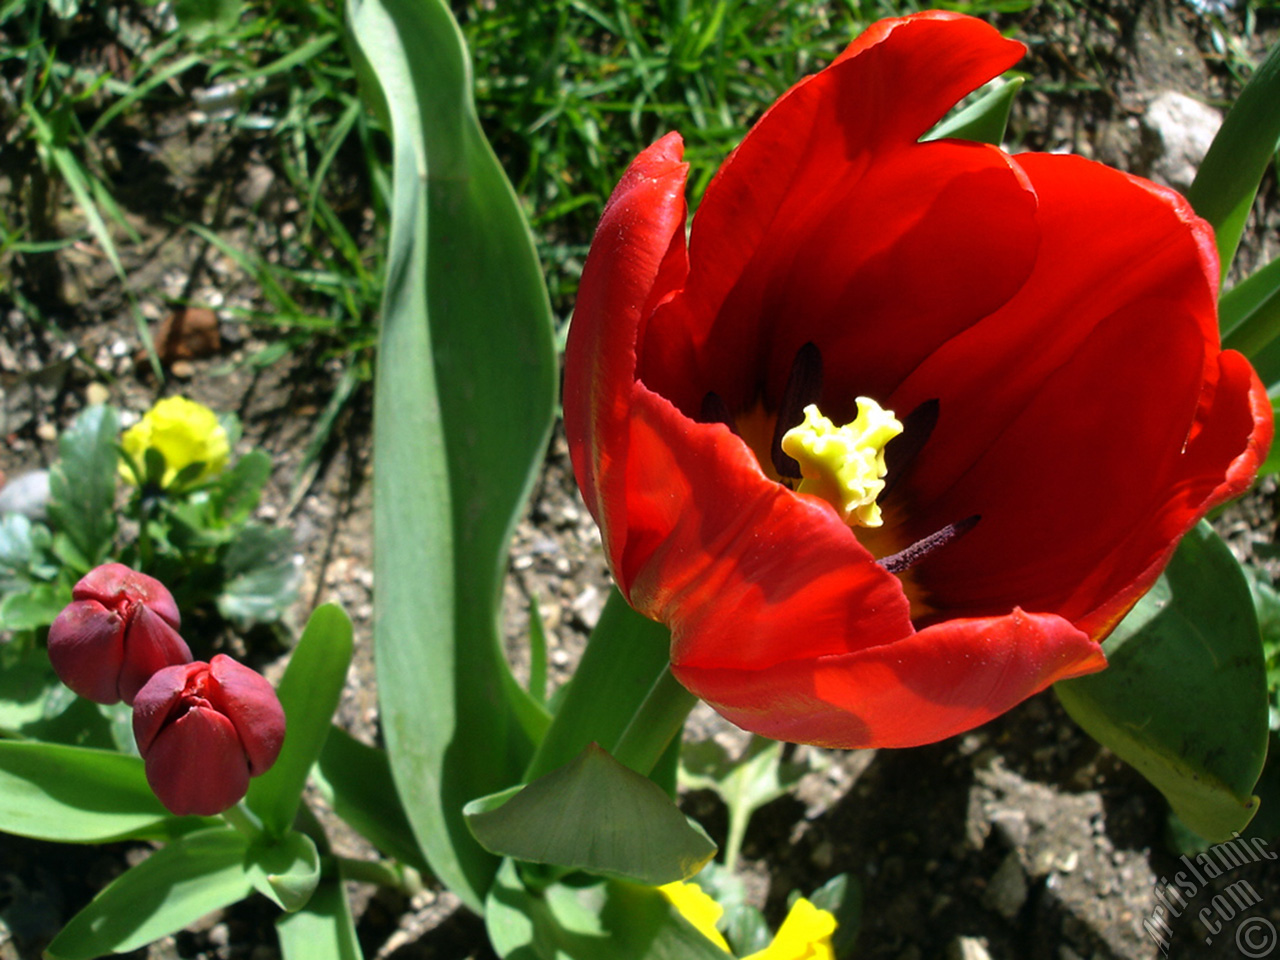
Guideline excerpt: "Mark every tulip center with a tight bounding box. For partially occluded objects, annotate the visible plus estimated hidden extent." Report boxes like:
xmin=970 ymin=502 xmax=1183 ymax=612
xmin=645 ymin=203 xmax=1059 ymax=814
xmin=780 ymin=400 xmax=902 ymax=528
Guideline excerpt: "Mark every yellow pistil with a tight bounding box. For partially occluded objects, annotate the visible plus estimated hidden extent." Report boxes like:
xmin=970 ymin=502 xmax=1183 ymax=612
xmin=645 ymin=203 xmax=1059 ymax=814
xmin=780 ymin=399 xmax=902 ymax=528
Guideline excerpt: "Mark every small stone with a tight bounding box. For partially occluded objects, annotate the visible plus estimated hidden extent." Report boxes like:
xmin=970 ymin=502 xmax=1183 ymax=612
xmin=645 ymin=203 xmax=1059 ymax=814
xmin=983 ymin=851 xmax=1029 ymax=919
xmin=85 ymin=381 xmax=110 ymax=406
xmin=35 ymin=422 xmax=57 ymax=442
xmin=947 ymin=936 xmax=993 ymax=960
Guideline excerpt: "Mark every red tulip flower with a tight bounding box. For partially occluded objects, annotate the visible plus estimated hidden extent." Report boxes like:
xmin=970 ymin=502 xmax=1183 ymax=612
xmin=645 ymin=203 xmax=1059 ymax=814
xmin=47 ymin=563 xmax=192 ymax=706
xmin=132 ymin=655 xmax=285 ymax=817
xmin=563 ymin=12 xmax=1271 ymax=749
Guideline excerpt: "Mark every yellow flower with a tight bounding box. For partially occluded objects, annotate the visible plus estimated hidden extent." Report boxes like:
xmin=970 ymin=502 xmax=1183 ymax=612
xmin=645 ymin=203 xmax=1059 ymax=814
xmin=743 ymin=899 xmax=836 ymax=960
xmin=661 ymin=883 xmax=837 ymax=960
xmin=121 ymin=396 xmax=230 ymax=488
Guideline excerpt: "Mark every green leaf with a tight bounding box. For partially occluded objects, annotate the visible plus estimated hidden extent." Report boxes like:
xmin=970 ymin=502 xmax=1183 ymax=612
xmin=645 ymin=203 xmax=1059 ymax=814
xmin=1260 ymin=398 xmax=1280 ymax=478
xmin=0 ymin=641 xmax=60 ymax=731
xmin=45 ymin=827 xmax=254 ymax=960
xmin=691 ymin=862 xmax=765 ymax=956
xmin=1056 ymin=523 xmax=1269 ymax=840
xmin=276 ymin=875 xmax=362 ymax=960
xmin=0 ymin=512 xmax=52 ymax=593
xmin=47 ymin=405 xmax=120 ymax=573
xmin=722 ymin=902 xmax=770 ymax=957
xmin=246 ymin=604 xmax=353 ymax=836
xmin=218 ymin=449 xmax=273 ymax=524
xmin=465 ymin=743 xmax=716 ymax=885
xmin=1221 ymin=253 xmax=1280 ymax=350
xmin=349 ymin=0 xmax=557 ymax=909
xmin=0 ymin=580 xmax=70 ymax=631
xmin=806 ymin=873 xmax=863 ymax=960
xmin=246 ymin=830 xmax=321 ymax=913
xmin=217 ymin=524 xmax=299 ymax=628
xmin=313 ymin=725 xmax=430 ymax=874
xmin=1188 ymin=36 xmax=1280 ymax=279
xmin=143 ymin=447 xmax=168 ymax=488
xmin=1233 ymin=325 xmax=1280 ymax=407
xmin=524 ymin=589 xmax=673 ymax=782
xmin=0 ymin=740 xmax=193 ymax=842
xmin=925 ymin=77 xmax=1024 ymax=145
xmin=528 ymin=594 xmax=549 ymax=706
xmin=17 ymin=692 xmax=128 ymax=751
xmin=485 ymin=859 xmax=730 ymax=960
xmin=173 ymin=0 xmax=244 ymax=40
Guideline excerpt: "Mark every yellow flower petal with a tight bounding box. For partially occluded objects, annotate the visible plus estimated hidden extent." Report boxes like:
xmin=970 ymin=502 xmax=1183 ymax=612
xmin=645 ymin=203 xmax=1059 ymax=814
xmin=743 ymin=899 xmax=837 ymax=960
xmin=660 ymin=881 xmax=732 ymax=953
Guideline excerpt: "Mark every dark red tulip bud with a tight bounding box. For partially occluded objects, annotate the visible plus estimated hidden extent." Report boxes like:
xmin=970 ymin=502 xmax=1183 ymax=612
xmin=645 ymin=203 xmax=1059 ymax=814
xmin=47 ymin=563 xmax=191 ymax=705
xmin=132 ymin=655 xmax=286 ymax=817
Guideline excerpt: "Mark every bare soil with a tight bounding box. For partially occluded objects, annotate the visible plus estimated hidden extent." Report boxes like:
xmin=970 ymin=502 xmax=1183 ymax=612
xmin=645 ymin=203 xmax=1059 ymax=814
xmin=2 ymin=2 xmax=1280 ymax=959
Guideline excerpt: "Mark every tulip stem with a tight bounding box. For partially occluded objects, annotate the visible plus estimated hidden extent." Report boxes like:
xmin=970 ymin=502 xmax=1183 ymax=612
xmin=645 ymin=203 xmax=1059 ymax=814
xmin=611 ymin=665 xmax=698 ymax=777
xmin=335 ymin=856 xmax=425 ymax=895
xmin=222 ymin=800 xmax=264 ymax=840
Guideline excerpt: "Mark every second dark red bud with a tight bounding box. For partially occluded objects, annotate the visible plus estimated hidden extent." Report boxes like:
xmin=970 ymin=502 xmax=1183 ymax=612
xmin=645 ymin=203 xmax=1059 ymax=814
xmin=132 ymin=655 xmax=286 ymax=816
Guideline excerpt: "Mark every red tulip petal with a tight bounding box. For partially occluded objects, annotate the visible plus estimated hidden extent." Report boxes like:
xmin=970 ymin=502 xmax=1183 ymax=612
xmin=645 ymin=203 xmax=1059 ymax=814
xmin=117 ymin=605 xmax=193 ymax=706
xmin=143 ymin=705 xmax=250 ymax=817
xmin=72 ymin=562 xmax=181 ymax=628
xmin=675 ymin=609 xmax=1102 ymax=749
xmin=564 ymin=132 xmax=690 ymax=577
xmin=625 ymin=387 xmax=912 ymax=668
xmin=132 ymin=661 xmax=205 ymax=755
xmin=46 ymin=600 xmax=126 ymax=704
xmin=1072 ymin=349 xmax=1271 ymax=639
xmin=637 ymin=13 xmax=1034 ymax=417
xmin=207 ymin=654 xmax=285 ymax=776
xmin=882 ymin=154 xmax=1268 ymax=631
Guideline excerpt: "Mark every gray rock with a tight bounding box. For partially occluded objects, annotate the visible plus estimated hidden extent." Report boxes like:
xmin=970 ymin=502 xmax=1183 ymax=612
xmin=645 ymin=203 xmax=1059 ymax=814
xmin=0 ymin=470 xmax=51 ymax=521
xmin=1142 ymin=91 xmax=1222 ymax=192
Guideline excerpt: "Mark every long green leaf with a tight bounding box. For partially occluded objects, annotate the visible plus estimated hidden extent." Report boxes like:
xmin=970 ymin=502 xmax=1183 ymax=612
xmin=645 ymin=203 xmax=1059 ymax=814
xmin=276 ymin=875 xmax=362 ymax=960
xmin=1056 ymin=523 xmax=1269 ymax=840
xmin=925 ymin=77 xmax=1023 ymax=145
xmin=0 ymin=740 xmax=189 ymax=843
xmin=246 ymin=604 xmax=354 ymax=836
xmin=1221 ymin=253 xmax=1280 ymax=384
xmin=45 ymin=827 xmax=253 ymax=960
xmin=347 ymin=0 xmax=556 ymax=910
xmin=312 ymin=725 xmax=429 ymax=874
xmin=1188 ymin=36 xmax=1280 ymax=279
xmin=524 ymin=589 xmax=673 ymax=781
